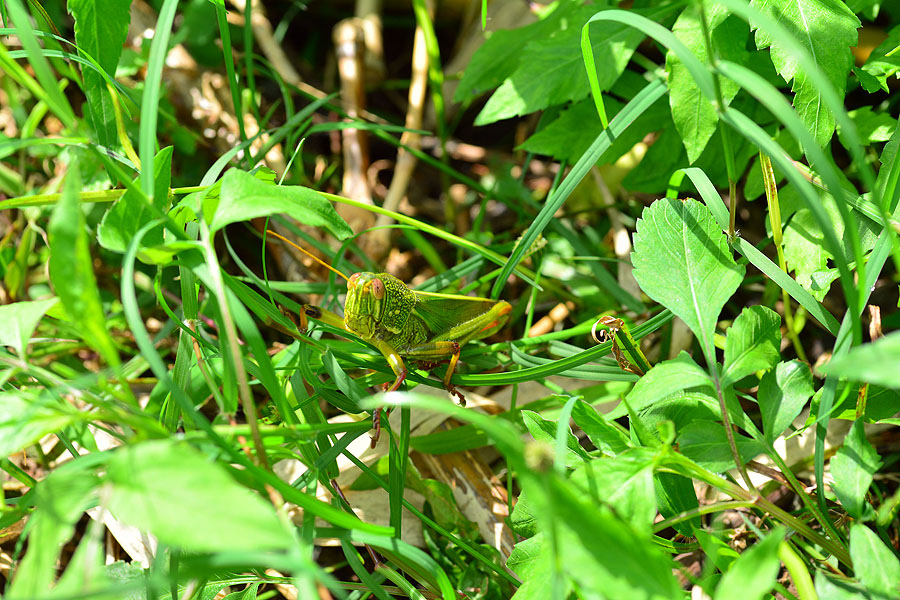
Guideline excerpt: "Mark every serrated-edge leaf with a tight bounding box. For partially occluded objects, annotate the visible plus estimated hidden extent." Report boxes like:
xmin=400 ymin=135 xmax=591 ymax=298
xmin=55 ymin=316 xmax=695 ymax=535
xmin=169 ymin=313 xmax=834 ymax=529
xmin=68 ymin=0 xmax=131 ymax=147
xmin=607 ymin=352 xmax=712 ymax=420
xmin=474 ymin=4 xmax=656 ymax=125
xmin=521 ymin=409 xmax=590 ymax=468
xmin=748 ymin=0 xmax=860 ymax=147
xmin=667 ymin=10 xmax=747 ymax=163
xmin=631 ymin=198 xmax=744 ymax=362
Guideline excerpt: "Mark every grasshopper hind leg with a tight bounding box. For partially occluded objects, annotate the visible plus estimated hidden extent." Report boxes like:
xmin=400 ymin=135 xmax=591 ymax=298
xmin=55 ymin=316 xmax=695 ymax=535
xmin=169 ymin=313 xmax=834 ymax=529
xmin=442 ymin=346 xmax=466 ymax=406
xmin=403 ymin=341 xmax=465 ymax=405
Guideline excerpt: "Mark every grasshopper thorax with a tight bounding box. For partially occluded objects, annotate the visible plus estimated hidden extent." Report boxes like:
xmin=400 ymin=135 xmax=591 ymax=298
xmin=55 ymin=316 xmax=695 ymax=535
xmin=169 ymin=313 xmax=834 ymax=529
xmin=344 ymin=272 xmax=416 ymax=340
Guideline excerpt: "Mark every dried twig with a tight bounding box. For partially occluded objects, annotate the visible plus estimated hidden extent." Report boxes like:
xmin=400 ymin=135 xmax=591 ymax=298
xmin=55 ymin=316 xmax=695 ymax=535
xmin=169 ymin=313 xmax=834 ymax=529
xmin=369 ymin=0 xmax=433 ymax=259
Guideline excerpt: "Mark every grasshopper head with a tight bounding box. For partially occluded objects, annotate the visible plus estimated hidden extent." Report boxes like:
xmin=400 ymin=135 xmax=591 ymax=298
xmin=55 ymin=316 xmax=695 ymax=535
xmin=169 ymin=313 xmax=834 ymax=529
xmin=344 ymin=272 xmax=413 ymax=339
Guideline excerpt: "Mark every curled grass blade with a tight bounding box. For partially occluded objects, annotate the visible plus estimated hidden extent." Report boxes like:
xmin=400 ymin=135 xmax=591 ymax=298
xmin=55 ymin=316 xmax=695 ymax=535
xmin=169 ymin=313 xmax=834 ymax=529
xmin=673 ymin=166 xmax=840 ymax=335
xmin=4 ymin=0 xmax=75 ymax=127
xmin=488 ymin=77 xmax=667 ymax=299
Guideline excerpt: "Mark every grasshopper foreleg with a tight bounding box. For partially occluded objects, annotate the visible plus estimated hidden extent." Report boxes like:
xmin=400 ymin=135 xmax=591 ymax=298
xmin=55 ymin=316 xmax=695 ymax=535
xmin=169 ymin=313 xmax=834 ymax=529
xmin=370 ymin=338 xmax=409 ymax=447
xmin=301 ymin=305 xmax=395 ymax=447
xmin=403 ymin=341 xmax=465 ymax=405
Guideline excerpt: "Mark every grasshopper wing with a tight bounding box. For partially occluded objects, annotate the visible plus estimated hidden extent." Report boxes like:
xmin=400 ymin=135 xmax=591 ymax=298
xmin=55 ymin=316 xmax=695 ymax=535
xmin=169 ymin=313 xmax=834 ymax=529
xmin=412 ymin=292 xmax=507 ymax=343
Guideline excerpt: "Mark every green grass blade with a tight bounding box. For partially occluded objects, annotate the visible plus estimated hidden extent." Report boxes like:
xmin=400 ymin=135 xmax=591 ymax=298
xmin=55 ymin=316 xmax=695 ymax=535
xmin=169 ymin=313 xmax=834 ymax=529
xmin=489 ymin=77 xmax=667 ymax=299
xmin=717 ymin=0 xmax=875 ymax=193
xmin=213 ymin=0 xmax=247 ymax=150
xmin=139 ymin=0 xmax=178 ymax=200
xmin=5 ymin=0 xmax=75 ymax=127
xmin=720 ymin=107 xmax=863 ymax=343
xmin=733 ymin=238 xmax=840 ymax=336
xmin=456 ymin=309 xmax=672 ymax=385
xmin=674 ymin=166 xmax=840 ymax=335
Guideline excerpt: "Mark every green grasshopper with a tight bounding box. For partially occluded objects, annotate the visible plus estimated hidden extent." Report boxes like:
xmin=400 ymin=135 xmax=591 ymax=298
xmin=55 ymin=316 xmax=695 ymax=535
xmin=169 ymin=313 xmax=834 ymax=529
xmin=268 ymin=231 xmax=512 ymax=446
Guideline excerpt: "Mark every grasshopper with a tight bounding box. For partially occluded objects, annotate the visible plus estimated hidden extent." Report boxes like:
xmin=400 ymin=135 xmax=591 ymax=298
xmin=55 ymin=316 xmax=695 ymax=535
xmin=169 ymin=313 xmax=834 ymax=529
xmin=267 ymin=231 xmax=512 ymax=446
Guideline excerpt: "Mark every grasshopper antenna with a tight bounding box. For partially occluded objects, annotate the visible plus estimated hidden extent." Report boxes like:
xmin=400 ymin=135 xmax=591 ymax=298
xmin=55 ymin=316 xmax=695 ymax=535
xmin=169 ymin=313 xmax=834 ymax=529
xmin=265 ymin=229 xmax=350 ymax=282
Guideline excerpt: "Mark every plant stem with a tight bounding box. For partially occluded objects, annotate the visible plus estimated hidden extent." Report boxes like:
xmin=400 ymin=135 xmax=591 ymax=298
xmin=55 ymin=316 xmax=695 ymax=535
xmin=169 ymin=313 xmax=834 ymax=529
xmin=760 ymin=152 xmax=806 ymax=361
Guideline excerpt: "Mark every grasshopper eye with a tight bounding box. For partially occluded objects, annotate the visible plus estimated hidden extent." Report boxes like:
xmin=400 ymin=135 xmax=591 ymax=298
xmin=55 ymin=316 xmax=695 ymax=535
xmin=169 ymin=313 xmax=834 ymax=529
xmin=348 ymin=273 xmax=359 ymax=288
xmin=371 ymin=278 xmax=385 ymax=300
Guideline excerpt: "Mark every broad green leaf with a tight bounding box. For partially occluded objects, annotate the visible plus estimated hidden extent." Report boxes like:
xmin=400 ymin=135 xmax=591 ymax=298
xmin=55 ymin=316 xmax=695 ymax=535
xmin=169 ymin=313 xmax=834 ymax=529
xmin=808 ymin=383 xmax=900 ymax=423
xmin=850 ymin=524 xmax=900 ymax=597
xmin=49 ymin=162 xmax=120 ymax=367
xmin=98 ymin=146 xmax=173 ymax=254
xmin=507 ymin=533 xmax=546 ymax=579
xmin=555 ymin=505 xmax=681 ymax=599
xmin=68 ymin=0 xmax=131 ymax=147
xmin=223 ymin=582 xmax=261 ymax=600
xmin=655 ymin=472 xmax=700 ymax=536
xmin=631 ymin=198 xmax=744 ymax=360
xmin=714 ymin=529 xmax=785 ymax=600
xmin=507 ymin=534 xmax=570 ymax=600
xmin=518 ymin=91 xmax=669 ymax=164
xmin=667 ymin=9 xmax=747 ymax=163
xmin=637 ymin=390 xmax=720 ymax=435
xmin=629 ymin=128 xmax=694 ymax=194
xmin=208 ymin=169 xmax=353 ymax=239
xmin=475 ymin=4 xmax=652 ymax=125
xmin=105 ymin=561 xmax=147 ymax=600
xmin=858 ymin=24 xmax=900 ymax=93
xmin=518 ymin=97 xmax=611 ymax=163
xmin=722 ymin=305 xmax=781 ymax=387
xmin=814 ymin=572 xmax=872 ymax=600
xmin=844 ymin=106 xmax=898 ymax=143
xmin=571 ymin=399 xmax=631 ymax=455
xmin=50 ymin=532 xmax=111 ymax=599
xmin=509 ymin=490 xmax=538 ymax=538
xmin=6 ymin=465 xmax=100 ymax=599
xmin=521 ymin=410 xmax=591 ymax=468
xmin=783 ymin=208 xmax=834 ymax=301
xmin=454 ymin=0 xmax=584 ymax=101
xmin=572 ymin=452 xmax=657 ymax=535
xmin=678 ymin=422 xmax=765 ymax=473
xmin=749 ymin=0 xmax=859 ymax=147
xmin=0 ymin=297 xmax=58 ymax=357
xmin=831 ymin=420 xmax=881 ymax=519
xmin=819 ymin=331 xmax=900 ymax=388
xmin=105 ymin=440 xmax=294 ymax=552
xmin=695 ymin=530 xmax=740 ymax=573
xmin=509 ymin=436 xmax=681 ymax=599
xmin=607 ymin=352 xmax=713 ymax=420
xmin=0 ymin=391 xmax=82 ymax=461
xmin=758 ymin=360 xmax=814 ymax=443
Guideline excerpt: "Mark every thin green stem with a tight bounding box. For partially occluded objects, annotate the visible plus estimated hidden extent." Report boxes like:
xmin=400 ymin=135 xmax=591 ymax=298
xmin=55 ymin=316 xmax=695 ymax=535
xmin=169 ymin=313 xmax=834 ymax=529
xmin=653 ymin=500 xmax=755 ymax=532
xmin=780 ymin=540 xmax=818 ymax=600
xmin=697 ymin=0 xmax=738 ymax=237
xmin=663 ymin=453 xmax=851 ymax=567
xmin=200 ymin=223 xmax=269 ymax=471
xmin=760 ymin=152 xmax=807 ymax=361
